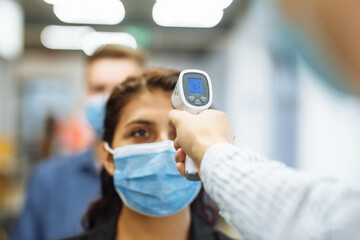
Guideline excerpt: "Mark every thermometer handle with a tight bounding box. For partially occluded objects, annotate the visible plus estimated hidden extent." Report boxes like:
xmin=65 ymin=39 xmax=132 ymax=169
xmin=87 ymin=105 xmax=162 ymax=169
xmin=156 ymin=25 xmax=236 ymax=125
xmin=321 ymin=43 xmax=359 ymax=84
xmin=185 ymin=155 xmax=200 ymax=181
xmin=171 ymin=69 xmax=212 ymax=182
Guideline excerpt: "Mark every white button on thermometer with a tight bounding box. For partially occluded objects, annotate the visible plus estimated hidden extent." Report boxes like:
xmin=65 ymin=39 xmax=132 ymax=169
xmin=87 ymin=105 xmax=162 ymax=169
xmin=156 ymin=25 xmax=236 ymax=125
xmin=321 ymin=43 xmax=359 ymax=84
xmin=171 ymin=69 xmax=213 ymax=181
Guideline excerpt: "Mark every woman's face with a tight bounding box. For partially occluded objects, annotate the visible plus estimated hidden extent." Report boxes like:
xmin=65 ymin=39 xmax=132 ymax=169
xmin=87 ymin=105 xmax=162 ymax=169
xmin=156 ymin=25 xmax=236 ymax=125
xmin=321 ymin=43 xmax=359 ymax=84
xmin=102 ymin=89 xmax=175 ymax=176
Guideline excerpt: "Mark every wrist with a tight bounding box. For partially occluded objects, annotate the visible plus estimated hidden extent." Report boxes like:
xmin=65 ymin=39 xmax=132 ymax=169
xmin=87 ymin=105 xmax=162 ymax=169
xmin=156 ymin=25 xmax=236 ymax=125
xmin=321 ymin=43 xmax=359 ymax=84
xmin=191 ymin=136 xmax=229 ymax=165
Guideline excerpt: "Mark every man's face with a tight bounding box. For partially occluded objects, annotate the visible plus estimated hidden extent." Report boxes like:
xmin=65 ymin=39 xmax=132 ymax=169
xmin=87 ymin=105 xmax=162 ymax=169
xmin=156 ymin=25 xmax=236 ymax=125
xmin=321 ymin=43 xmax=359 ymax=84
xmin=279 ymin=0 xmax=360 ymax=95
xmin=87 ymin=58 xmax=143 ymax=96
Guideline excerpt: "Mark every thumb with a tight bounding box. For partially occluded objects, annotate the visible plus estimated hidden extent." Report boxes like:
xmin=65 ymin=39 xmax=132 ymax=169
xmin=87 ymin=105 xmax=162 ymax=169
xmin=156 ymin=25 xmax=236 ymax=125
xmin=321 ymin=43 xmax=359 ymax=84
xmin=168 ymin=109 xmax=189 ymax=127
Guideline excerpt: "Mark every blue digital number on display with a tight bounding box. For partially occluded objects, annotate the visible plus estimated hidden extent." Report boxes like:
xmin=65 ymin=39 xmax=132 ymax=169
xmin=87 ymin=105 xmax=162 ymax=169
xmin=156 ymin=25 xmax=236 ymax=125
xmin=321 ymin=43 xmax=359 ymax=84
xmin=188 ymin=78 xmax=203 ymax=94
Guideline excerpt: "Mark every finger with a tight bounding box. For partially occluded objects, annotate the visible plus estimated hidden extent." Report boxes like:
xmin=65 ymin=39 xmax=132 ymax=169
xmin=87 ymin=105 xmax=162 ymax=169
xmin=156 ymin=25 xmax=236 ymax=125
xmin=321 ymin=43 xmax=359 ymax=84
xmin=169 ymin=110 xmax=192 ymax=128
xmin=175 ymin=148 xmax=186 ymax=163
xmin=176 ymin=162 xmax=185 ymax=176
xmin=174 ymin=138 xmax=180 ymax=150
xmin=175 ymin=148 xmax=185 ymax=163
xmin=175 ymin=151 xmax=180 ymax=163
xmin=168 ymin=118 xmax=176 ymax=136
xmin=168 ymin=110 xmax=182 ymax=127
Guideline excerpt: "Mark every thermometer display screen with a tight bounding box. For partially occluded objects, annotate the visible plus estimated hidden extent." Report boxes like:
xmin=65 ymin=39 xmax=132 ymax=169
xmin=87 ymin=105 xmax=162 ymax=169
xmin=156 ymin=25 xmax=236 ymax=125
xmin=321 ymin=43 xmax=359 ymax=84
xmin=188 ymin=78 xmax=203 ymax=94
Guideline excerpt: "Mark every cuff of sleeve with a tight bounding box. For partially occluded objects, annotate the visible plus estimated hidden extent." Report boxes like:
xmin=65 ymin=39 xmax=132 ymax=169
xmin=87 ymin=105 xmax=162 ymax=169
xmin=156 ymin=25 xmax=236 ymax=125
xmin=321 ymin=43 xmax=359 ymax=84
xmin=200 ymin=142 xmax=235 ymax=185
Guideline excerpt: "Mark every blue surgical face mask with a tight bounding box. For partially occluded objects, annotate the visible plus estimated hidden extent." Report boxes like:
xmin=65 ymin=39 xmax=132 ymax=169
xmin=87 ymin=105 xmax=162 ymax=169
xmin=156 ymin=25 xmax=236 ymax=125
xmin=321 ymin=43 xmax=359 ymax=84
xmin=84 ymin=94 xmax=108 ymax=138
xmin=104 ymin=140 xmax=202 ymax=217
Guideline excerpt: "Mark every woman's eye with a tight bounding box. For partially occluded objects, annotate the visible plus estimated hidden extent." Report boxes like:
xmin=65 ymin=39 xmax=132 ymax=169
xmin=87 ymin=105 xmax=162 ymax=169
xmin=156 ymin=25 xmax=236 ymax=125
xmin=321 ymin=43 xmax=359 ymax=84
xmin=131 ymin=129 xmax=150 ymax=138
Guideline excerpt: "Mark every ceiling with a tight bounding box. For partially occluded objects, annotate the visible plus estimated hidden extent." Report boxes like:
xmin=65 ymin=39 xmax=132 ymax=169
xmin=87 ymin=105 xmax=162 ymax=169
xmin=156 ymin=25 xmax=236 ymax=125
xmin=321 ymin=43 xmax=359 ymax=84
xmin=21 ymin=0 xmax=248 ymax=52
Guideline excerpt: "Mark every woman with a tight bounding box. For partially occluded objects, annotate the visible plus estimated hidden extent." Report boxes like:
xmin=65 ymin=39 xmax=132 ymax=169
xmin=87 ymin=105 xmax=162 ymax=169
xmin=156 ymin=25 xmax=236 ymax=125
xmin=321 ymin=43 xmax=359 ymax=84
xmin=64 ymin=69 xmax=233 ymax=240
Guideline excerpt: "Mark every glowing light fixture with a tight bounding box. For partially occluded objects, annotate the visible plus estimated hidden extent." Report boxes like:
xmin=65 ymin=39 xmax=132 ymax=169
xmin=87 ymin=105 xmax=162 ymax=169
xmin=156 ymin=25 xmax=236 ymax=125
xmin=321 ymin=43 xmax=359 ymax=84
xmin=153 ymin=0 xmax=224 ymax=28
xmin=215 ymin=0 xmax=233 ymax=9
xmin=43 ymin=0 xmax=58 ymax=4
xmin=156 ymin=0 xmax=233 ymax=9
xmin=53 ymin=0 xmax=125 ymax=25
xmin=0 ymin=0 xmax=23 ymax=60
xmin=41 ymin=25 xmax=95 ymax=50
xmin=82 ymin=32 xmax=137 ymax=55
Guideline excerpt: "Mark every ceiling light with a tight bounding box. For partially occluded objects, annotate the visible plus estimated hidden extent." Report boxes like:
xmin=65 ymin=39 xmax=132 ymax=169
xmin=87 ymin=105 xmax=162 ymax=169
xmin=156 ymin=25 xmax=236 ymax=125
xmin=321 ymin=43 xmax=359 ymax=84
xmin=153 ymin=1 xmax=224 ymax=28
xmin=82 ymin=32 xmax=137 ymax=55
xmin=218 ymin=0 xmax=233 ymax=9
xmin=41 ymin=25 xmax=95 ymax=50
xmin=43 ymin=0 xmax=57 ymax=4
xmin=156 ymin=0 xmax=233 ymax=9
xmin=53 ymin=0 xmax=125 ymax=25
xmin=0 ymin=0 xmax=23 ymax=60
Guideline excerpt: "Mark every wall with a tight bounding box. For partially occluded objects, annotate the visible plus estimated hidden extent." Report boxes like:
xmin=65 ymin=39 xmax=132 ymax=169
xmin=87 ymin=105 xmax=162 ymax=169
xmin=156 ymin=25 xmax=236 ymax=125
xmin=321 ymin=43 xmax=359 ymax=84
xmin=222 ymin=1 xmax=299 ymax=167
xmin=297 ymin=59 xmax=360 ymax=188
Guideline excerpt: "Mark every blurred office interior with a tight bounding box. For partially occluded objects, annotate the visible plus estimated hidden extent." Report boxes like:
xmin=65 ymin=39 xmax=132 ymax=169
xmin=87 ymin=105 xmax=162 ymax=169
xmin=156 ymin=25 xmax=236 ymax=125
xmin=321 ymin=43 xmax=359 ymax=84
xmin=0 ymin=0 xmax=359 ymax=239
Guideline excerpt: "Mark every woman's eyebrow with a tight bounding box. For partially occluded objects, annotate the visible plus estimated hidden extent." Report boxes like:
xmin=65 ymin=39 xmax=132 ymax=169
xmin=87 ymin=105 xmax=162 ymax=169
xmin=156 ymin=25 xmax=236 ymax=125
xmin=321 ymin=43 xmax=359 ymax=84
xmin=125 ymin=120 xmax=155 ymax=127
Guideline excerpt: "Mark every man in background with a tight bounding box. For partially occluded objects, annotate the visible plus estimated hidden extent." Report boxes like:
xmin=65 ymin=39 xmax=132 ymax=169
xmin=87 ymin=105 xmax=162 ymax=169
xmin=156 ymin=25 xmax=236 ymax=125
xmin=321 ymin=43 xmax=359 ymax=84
xmin=11 ymin=45 xmax=145 ymax=240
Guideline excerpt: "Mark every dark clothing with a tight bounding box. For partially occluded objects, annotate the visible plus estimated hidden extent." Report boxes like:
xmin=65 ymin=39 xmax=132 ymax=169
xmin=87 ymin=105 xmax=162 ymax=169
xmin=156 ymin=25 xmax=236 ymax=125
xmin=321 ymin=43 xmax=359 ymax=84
xmin=11 ymin=149 xmax=101 ymax=240
xmin=62 ymin=211 xmax=234 ymax=240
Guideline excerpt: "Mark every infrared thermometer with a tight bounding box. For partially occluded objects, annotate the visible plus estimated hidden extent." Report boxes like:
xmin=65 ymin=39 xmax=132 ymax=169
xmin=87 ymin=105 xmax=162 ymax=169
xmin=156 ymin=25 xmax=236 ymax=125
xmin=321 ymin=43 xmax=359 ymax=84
xmin=171 ymin=69 xmax=213 ymax=181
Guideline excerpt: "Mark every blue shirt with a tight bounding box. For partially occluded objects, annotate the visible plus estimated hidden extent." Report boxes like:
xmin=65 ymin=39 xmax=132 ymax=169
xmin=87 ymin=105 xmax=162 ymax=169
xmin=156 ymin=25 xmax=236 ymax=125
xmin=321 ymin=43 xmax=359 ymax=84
xmin=11 ymin=149 xmax=101 ymax=240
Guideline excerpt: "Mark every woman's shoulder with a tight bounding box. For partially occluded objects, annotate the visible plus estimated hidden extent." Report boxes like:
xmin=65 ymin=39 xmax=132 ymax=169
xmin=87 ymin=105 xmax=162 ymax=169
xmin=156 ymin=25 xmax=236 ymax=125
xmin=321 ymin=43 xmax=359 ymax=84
xmin=190 ymin=211 xmax=236 ymax=240
xmin=61 ymin=213 xmax=118 ymax=240
xmin=211 ymin=230 xmax=237 ymax=240
xmin=60 ymin=233 xmax=89 ymax=240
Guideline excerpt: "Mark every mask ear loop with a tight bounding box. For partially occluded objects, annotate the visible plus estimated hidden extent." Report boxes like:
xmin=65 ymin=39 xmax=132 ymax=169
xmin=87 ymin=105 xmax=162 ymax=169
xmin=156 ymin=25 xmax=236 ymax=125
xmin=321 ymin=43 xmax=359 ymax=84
xmin=104 ymin=142 xmax=115 ymax=155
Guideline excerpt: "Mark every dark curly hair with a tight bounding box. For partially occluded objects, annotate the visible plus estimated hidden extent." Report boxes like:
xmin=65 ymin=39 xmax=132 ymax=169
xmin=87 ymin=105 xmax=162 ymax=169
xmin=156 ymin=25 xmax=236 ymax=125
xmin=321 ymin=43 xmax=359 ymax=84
xmin=82 ymin=68 xmax=219 ymax=230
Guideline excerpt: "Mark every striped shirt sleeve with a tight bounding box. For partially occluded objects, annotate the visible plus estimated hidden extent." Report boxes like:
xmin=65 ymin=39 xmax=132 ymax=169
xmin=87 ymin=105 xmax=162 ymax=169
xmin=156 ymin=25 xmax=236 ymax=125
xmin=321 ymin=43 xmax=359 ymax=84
xmin=200 ymin=142 xmax=360 ymax=240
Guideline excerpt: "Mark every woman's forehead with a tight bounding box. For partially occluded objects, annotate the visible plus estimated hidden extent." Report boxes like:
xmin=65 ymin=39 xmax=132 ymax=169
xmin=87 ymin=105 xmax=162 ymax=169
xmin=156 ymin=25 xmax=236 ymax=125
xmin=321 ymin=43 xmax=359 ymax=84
xmin=119 ymin=91 xmax=172 ymax=126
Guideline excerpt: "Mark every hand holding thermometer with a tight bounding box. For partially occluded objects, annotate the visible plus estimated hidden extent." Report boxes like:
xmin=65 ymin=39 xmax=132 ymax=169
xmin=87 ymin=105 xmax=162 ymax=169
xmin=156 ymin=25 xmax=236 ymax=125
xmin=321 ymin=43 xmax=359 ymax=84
xmin=171 ymin=69 xmax=213 ymax=181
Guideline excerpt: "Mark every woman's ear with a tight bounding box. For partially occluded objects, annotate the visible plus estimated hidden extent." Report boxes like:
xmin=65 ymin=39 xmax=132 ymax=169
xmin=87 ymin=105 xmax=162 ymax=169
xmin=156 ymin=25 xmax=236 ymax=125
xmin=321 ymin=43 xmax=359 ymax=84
xmin=100 ymin=142 xmax=115 ymax=176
